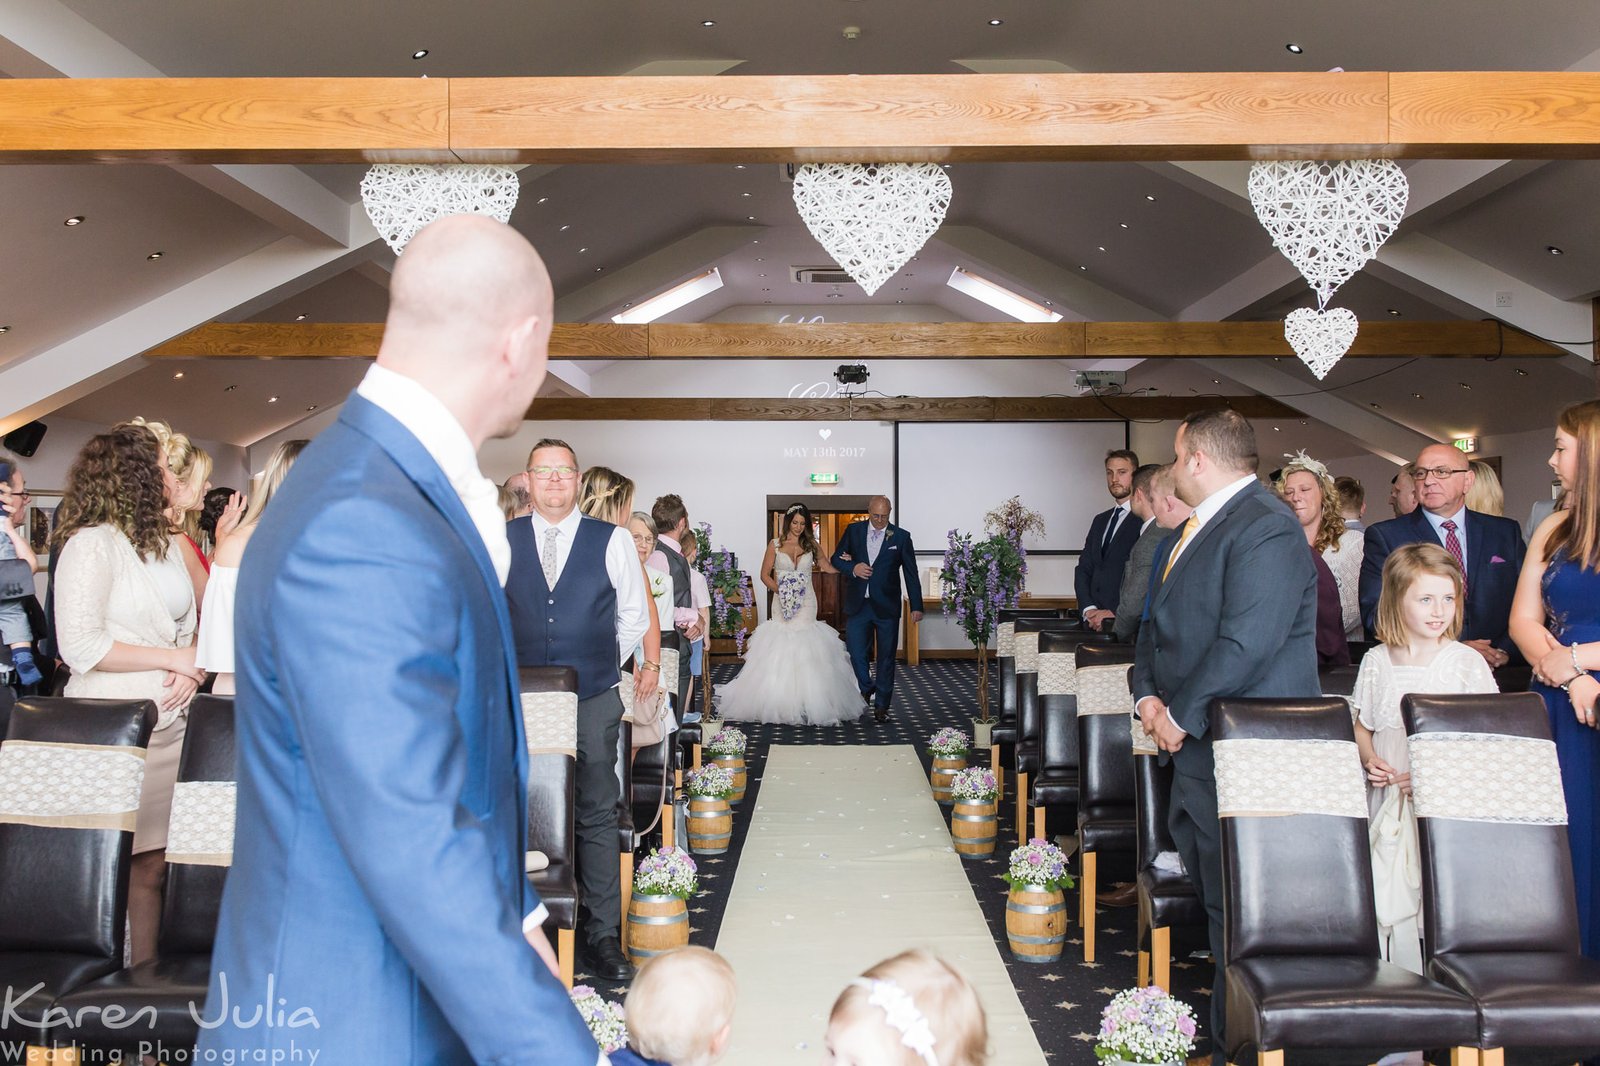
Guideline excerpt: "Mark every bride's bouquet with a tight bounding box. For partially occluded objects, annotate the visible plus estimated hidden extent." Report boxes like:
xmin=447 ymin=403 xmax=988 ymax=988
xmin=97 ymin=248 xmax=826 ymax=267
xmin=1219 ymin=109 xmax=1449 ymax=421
xmin=776 ymin=571 xmax=809 ymax=621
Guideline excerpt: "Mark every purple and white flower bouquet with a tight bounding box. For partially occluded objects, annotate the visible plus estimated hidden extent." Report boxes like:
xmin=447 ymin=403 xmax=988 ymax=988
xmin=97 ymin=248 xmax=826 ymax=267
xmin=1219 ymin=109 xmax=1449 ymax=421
xmin=686 ymin=764 xmax=736 ymax=800
xmin=1094 ymin=986 xmax=1197 ymax=1065
xmin=705 ymin=725 xmax=747 ymax=757
xmin=569 ymin=985 xmax=628 ymax=1054
xmin=1004 ymin=838 xmax=1075 ymax=892
xmin=927 ymin=727 xmax=970 ymax=759
xmin=949 ymin=766 xmax=1000 ymax=803
xmin=633 ymin=845 xmax=699 ymax=899
xmin=776 ymin=570 xmax=809 ymax=621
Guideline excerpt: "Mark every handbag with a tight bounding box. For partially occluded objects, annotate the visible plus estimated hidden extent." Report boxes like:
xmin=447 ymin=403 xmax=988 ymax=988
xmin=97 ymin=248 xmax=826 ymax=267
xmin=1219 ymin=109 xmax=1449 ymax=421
xmin=619 ymin=669 xmax=674 ymax=749
xmin=0 ymin=558 xmax=32 ymax=602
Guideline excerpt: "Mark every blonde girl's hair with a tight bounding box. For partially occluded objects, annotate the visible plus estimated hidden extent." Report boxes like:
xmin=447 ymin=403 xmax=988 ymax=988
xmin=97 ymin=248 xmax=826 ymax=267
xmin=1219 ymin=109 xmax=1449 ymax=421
xmin=241 ymin=440 xmax=308 ymax=529
xmin=578 ymin=466 xmax=635 ymax=526
xmin=1374 ymin=542 xmax=1465 ymax=647
xmin=1544 ymin=399 xmax=1600 ymax=573
xmin=130 ymin=416 xmax=212 ymax=538
xmin=1276 ymin=455 xmax=1348 ymax=554
xmin=1465 ymin=460 xmax=1505 ymax=516
xmin=828 ymin=950 xmax=989 ymax=1066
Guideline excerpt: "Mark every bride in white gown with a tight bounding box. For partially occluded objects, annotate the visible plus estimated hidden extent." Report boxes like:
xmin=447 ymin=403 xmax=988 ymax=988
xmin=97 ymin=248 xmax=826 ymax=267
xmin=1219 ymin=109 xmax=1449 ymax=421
xmin=716 ymin=503 xmax=866 ymax=726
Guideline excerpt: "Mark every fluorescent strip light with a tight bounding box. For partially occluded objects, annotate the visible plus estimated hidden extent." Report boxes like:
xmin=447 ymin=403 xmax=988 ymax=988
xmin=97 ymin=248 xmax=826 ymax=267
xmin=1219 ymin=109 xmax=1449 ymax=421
xmin=945 ymin=267 xmax=1062 ymax=323
xmin=611 ymin=268 xmax=724 ymax=324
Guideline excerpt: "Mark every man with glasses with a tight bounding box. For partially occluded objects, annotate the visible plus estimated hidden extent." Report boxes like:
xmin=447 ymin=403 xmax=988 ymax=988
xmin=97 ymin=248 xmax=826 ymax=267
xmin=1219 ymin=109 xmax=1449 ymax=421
xmin=831 ymin=495 xmax=925 ymax=722
xmin=1360 ymin=443 xmax=1526 ymax=668
xmin=506 ymin=437 xmax=650 ymax=982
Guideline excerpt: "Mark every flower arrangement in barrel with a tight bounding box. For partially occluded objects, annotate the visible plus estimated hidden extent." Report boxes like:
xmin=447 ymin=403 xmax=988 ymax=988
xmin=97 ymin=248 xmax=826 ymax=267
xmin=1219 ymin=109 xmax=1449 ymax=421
xmin=940 ymin=498 xmax=1035 ymax=722
xmin=1004 ymin=838 xmax=1074 ymax=891
xmin=570 ymin=986 xmax=628 ymax=1055
xmin=949 ymin=766 xmax=999 ymax=804
xmin=686 ymin=763 xmax=737 ymax=800
xmin=633 ymin=845 xmax=700 ymax=899
xmin=1094 ymin=986 xmax=1197 ymax=1065
xmin=693 ymin=521 xmax=753 ymax=653
xmin=927 ymin=726 xmax=970 ymax=760
xmin=704 ymin=725 xmax=747 ymax=759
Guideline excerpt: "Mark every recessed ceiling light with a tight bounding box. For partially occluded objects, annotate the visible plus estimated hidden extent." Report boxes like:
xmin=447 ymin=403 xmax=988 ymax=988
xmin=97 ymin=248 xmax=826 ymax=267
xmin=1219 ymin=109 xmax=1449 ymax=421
xmin=267 ymin=396 xmax=279 ymax=404
xmin=1369 ymin=402 xmax=1381 ymax=409
xmin=746 ymin=215 xmax=756 ymax=221
xmin=594 ymin=266 xmax=603 ymax=272
xmin=294 ymin=313 xmax=308 ymax=321
xmin=761 ymin=288 xmax=771 ymax=292
xmin=306 ymin=405 xmax=318 ymax=412
xmin=537 ymin=197 xmax=548 ymax=204
xmin=1286 ymin=43 xmax=1304 ymax=54
xmin=900 ymin=287 xmax=909 ymax=292
xmin=1412 ymin=392 xmax=1424 ymax=399
xmin=1097 ymin=246 xmax=1106 ymax=252
xmin=896 ymin=300 xmax=904 ymax=304
xmin=1547 ymin=245 xmax=1564 ymax=255
xmin=64 ymin=216 xmax=84 ymax=226
xmin=758 ymin=273 xmax=767 ymax=278
xmin=560 ymin=225 xmax=570 ymax=232
xmin=1118 ymin=223 xmax=1129 ymax=229
xmin=0 ymin=326 xmax=10 ymax=334
xmin=1079 ymin=265 xmax=1087 ymax=271
xmin=1145 ymin=194 xmax=1157 ymax=202
xmin=946 ymin=266 xmax=1062 ymax=323
xmin=173 ymin=372 xmax=185 ymax=380
xmin=987 ymin=18 xmax=1004 ymax=26
xmin=755 ymin=258 xmax=763 ymax=262
xmin=412 ymin=49 xmax=429 ymax=59
xmin=741 ymin=192 xmax=751 ymax=197
xmin=146 ymin=251 xmax=163 ymax=260
xmin=1514 ymin=368 xmax=1529 ymax=377
xmin=578 ymin=246 xmax=588 ymax=253
xmin=701 ymin=19 xmax=716 ymax=27
xmin=1273 ymin=426 xmax=1281 ymax=432
xmin=224 ymin=385 xmax=238 ymax=393
xmin=1211 ymin=378 xmax=1220 ymax=384
xmin=735 ymin=165 xmax=746 ymax=170
xmin=1459 ymin=382 xmax=1472 ymax=390
xmin=1387 ymin=308 xmax=1401 ymax=316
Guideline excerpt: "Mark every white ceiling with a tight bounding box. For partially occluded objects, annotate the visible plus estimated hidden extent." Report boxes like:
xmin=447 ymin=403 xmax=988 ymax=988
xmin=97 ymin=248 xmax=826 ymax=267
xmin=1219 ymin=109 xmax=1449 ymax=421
xmin=4 ymin=0 xmax=1598 ymax=452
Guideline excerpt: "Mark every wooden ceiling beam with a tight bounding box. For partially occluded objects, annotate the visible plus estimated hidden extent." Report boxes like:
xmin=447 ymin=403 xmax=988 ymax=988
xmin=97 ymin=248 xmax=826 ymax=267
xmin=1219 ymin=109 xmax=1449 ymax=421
xmin=2 ymin=72 xmax=1599 ymax=163
xmin=145 ymin=320 xmax=1566 ymax=360
xmin=523 ymin=395 xmax=1302 ymax=422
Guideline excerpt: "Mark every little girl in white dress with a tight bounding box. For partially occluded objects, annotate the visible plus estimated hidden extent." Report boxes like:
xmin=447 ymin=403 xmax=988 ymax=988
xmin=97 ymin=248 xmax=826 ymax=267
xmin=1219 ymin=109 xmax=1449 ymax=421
xmin=1349 ymin=542 xmax=1496 ymax=973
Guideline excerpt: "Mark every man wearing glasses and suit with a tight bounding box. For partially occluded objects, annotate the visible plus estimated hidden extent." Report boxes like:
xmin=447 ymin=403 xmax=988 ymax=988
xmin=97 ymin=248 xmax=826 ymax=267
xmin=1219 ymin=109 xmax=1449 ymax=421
xmin=1360 ymin=443 xmax=1526 ymax=669
xmin=832 ymin=496 xmax=924 ymax=722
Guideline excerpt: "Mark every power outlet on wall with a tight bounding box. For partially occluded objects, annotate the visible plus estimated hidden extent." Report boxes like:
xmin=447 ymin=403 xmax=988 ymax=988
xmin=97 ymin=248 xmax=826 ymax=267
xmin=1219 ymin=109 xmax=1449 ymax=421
xmin=1495 ymin=291 xmax=1514 ymax=308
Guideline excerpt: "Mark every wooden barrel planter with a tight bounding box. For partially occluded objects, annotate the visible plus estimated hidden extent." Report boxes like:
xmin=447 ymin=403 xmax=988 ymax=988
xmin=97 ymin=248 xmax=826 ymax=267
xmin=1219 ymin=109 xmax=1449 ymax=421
xmin=1005 ymin=885 xmax=1067 ymax=963
xmin=951 ymin=799 xmax=998 ymax=858
xmin=625 ymin=893 xmax=689 ymax=963
xmin=711 ymin=754 xmax=747 ymax=804
xmin=686 ymin=796 xmax=732 ymax=854
xmin=930 ymin=755 xmax=966 ymax=805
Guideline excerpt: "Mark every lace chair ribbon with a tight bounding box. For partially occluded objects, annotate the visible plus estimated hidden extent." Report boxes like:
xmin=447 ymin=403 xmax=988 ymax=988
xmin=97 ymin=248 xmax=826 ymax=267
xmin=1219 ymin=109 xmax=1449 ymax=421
xmin=521 ymin=691 xmax=579 ymax=757
xmin=660 ymin=647 xmax=680 ymax=687
xmin=1076 ymin=664 xmax=1131 ymax=716
xmin=997 ymin=622 xmax=1017 ymax=660
xmin=1214 ymin=738 xmax=1367 ymax=819
xmin=1037 ymin=651 xmax=1076 ymax=696
xmin=1131 ymin=717 xmax=1159 ymax=755
xmin=0 ymin=740 xmax=147 ymax=831
xmin=167 ymin=780 xmax=237 ymax=866
xmin=1408 ymin=732 xmax=1567 ymax=825
xmin=1014 ymin=631 xmax=1040 ymax=673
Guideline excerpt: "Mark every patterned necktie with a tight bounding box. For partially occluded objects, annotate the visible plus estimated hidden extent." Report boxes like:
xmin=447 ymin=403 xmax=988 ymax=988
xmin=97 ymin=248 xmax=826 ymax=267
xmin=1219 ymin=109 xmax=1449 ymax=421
xmin=1162 ymin=515 xmax=1200 ymax=581
xmin=1441 ymin=519 xmax=1467 ymax=592
xmin=541 ymin=527 xmax=559 ymax=588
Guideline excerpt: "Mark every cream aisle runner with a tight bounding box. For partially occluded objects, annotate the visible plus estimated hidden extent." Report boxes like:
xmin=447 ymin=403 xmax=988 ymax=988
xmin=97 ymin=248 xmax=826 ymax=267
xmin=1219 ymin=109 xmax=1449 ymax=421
xmin=714 ymin=744 xmax=1047 ymax=1065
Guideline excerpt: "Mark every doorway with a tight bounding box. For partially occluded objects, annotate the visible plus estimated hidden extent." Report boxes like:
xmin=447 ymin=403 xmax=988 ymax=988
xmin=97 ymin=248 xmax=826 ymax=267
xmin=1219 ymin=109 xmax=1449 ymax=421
xmin=763 ymin=494 xmax=874 ymax=635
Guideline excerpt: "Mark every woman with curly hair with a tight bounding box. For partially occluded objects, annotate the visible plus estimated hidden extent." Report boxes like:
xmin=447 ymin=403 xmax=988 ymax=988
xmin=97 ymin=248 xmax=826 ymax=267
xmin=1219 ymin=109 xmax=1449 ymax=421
xmin=130 ymin=417 xmax=220 ymax=609
xmin=1278 ymin=452 xmax=1360 ymax=665
xmin=52 ymin=420 xmax=204 ymax=963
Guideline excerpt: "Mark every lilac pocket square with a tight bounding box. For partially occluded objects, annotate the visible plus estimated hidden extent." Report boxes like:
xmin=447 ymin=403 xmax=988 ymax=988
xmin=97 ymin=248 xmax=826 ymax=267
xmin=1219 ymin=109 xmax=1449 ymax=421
xmin=1490 ymin=555 xmax=1507 ymax=564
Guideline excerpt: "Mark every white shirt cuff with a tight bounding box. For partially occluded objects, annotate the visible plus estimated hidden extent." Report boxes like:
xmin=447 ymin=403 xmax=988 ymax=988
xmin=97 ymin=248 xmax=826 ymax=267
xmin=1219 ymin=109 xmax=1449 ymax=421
xmin=521 ymin=904 xmax=550 ymax=935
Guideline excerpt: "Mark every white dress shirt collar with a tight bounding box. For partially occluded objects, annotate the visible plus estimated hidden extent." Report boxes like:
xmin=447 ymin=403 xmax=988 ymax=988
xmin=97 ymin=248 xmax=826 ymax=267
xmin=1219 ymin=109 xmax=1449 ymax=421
xmin=1422 ymin=505 xmax=1469 ymax=557
xmin=356 ymin=364 xmax=511 ymax=585
xmin=1191 ymin=473 xmax=1260 ymax=532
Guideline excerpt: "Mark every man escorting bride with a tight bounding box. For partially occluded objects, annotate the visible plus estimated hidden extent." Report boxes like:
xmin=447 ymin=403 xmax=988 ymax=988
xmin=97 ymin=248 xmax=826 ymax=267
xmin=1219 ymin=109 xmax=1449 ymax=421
xmin=716 ymin=503 xmax=866 ymax=726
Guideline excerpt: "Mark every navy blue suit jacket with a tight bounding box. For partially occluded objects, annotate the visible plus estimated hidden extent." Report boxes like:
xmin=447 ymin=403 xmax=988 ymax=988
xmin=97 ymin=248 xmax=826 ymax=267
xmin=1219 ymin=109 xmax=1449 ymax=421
xmin=202 ymin=396 xmax=596 ymax=1063
xmin=1358 ymin=507 xmax=1526 ymax=656
xmin=831 ymin=521 xmax=925 ymax=620
xmin=1075 ymin=505 xmax=1143 ymax=613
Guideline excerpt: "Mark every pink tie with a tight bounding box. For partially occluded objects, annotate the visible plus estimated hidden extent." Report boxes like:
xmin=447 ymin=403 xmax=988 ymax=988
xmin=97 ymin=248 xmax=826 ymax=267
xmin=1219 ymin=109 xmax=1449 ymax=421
xmin=1442 ymin=519 xmax=1467 ymax=593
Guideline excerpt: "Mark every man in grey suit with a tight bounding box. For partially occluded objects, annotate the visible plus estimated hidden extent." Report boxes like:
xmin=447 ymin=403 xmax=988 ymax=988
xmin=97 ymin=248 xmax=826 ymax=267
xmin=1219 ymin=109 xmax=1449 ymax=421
xmin=1112 ymin=463 xmax=1163 ymax=643
xmin=1132 ymin=409 xmax=1320 ymax=1064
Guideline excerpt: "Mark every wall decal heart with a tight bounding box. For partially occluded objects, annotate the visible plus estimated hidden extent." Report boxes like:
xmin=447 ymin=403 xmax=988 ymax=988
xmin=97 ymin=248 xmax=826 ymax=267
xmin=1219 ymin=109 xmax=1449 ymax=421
xmin=791 ymin=163 xmax=952 ymax=295
xmin=360 ymin=164 xmax=521 ymax=256
xmin=1284 ymin=307 xmax=1359 ymax=380
xmin=818 ymin=429 xmax=833 ymax=440
xmin=1247 ymin=160 xmax=1408 ymax=308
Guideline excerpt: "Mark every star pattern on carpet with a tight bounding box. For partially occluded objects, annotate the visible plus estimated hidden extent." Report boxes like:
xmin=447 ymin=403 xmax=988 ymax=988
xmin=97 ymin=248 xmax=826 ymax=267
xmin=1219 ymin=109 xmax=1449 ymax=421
xmin=1054 ymin=1001 xmax=1079 ymax=1011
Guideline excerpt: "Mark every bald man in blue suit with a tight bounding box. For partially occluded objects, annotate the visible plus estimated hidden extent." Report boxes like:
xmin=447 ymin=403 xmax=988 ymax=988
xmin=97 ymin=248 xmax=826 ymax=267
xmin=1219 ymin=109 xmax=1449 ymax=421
xmin=201 ymin=217 xmax=604 ymax=1065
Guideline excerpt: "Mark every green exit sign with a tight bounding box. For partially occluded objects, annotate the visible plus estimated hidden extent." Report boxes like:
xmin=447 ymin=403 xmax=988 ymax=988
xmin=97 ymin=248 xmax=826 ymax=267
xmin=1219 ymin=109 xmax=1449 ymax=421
xmin=809 ymin=472 xmax=840 ymax=485
xmin=1452 ymin=437 xmax=1478 ymax=454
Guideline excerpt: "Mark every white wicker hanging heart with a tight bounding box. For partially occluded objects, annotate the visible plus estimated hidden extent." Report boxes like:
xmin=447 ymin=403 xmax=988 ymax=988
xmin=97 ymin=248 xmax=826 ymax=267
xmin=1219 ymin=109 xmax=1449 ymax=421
xmin=791 ymin=163 xmax=952 ymax=295
xmin=1247 ymin=160 xmax=1409 ymax=308
xmin=360 ymin=164 xmax=521 ymax=255
xmin=1284 ymin=306 xmax=1359 ymax=380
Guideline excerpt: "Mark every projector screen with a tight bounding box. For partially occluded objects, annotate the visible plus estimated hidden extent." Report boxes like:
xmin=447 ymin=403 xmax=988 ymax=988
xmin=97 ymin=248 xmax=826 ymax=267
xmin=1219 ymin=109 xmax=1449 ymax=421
xmin=896 ymin=421 xmax=1130 ymax=556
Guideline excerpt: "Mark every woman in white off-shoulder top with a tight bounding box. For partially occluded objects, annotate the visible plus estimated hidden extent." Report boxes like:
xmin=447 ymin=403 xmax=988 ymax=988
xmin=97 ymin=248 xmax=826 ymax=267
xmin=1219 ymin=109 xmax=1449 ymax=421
xmin=196 ymin=439 xmax=307 ymax=694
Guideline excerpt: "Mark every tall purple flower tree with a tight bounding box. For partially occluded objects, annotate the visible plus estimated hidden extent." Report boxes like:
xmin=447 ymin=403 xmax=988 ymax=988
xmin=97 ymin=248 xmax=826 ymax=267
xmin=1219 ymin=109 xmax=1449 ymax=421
xmin=694 ymin=521 xmax=753 ymax=654
xmin=940 ymin=525 xmax=1027 ymax=723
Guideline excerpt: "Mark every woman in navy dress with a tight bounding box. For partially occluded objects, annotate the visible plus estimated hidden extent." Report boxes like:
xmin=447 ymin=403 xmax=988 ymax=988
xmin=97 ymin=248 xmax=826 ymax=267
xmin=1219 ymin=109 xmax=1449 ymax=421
xmin=1512 ymin=399 xmax=1600 ymax=956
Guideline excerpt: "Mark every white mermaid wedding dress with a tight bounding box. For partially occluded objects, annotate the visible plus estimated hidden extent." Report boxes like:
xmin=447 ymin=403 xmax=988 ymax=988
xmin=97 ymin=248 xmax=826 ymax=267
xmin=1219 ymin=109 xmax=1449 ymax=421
xmin=715 ymin=545 xmax=865 ymax=726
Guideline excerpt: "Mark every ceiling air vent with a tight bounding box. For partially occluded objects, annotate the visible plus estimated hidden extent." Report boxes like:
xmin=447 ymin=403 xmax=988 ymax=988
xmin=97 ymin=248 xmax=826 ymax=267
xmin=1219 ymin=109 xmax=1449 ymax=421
xmin=793 ymin=266 xmax=853 ymax=285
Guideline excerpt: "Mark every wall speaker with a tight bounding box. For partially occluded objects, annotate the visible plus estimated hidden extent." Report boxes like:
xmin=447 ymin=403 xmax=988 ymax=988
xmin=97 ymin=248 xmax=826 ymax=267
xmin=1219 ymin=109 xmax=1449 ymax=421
xmin=3 ymin=421 xmax=47 ymax=458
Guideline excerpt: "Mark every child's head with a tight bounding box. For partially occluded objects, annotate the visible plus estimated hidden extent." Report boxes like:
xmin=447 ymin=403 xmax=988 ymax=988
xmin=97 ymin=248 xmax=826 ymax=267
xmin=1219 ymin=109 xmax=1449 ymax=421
xmin=1375 ymin=542 xmax=1464 ymax=647
xmin=624 ymin=947 xmax=735 ymax=1066
xmin=0 ymin=454 xmax=22 ymax=493
xmin=826 ymin=950 xmax=987 ymax=1066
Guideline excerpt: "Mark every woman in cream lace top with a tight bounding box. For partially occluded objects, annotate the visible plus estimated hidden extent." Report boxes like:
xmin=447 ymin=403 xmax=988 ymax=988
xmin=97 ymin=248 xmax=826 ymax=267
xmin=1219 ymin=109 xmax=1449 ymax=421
xmin=52 ymin=422 xmax=204 ymax=964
